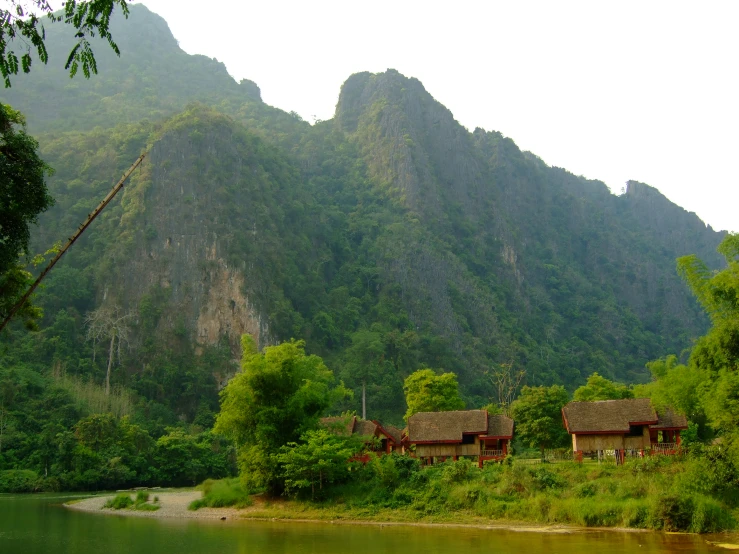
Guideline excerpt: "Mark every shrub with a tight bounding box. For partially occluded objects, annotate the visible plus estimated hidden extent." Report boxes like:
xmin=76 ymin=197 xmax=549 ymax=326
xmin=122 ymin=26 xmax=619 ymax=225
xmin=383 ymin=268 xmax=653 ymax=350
xmin=135 ymin=491 xmax=150 ymax=504
xmin=442 ymin=458 xmax=474 ymax=484
xmin=574 ymin=482 xmax=596 ymax=498
xmin=0 ymin=470 xmax=40 ymax=493
xmin=650 ymin=494 xmax=694 ymax=531
xmin=189 ymin=478 xmax=252 ymax=510
xmin=104 ymin=494 xmax=134 ymax=510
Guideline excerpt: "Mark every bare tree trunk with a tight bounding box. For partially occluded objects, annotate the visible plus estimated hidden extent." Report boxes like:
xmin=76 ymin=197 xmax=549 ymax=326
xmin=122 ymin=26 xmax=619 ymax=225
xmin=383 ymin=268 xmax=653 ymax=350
xmin=106 ymin=333 xmax=115 ymax=396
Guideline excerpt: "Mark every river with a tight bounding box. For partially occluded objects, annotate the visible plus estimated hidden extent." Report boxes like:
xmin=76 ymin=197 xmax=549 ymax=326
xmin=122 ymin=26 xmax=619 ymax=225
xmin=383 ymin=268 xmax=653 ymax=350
xmin=0 ymin=493 xmax=728 ymax=553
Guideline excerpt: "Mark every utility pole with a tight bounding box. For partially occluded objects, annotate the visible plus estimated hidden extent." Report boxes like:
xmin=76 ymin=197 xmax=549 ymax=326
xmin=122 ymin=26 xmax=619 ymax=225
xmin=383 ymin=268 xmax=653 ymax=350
xmin=362 ymin=381 xmax=366 ymax=420
xmin=0 ymin=153 xmax=147 ymax=333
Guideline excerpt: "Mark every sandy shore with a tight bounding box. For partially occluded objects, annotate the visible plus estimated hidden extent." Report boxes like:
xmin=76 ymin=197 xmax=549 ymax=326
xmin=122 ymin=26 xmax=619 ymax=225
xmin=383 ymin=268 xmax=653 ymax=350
xmin=66 ymin=491 xmax=242 ymax=520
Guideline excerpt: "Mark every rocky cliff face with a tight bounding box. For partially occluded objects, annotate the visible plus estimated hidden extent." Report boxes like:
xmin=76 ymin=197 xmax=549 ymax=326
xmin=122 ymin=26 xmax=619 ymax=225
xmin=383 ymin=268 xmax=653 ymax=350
xmin=11 ymin=9 xmax=729 ymax=417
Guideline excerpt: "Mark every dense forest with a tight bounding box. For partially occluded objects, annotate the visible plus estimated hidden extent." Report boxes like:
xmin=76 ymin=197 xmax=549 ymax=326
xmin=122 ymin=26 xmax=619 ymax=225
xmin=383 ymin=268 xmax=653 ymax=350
xmin=0 ymin=5 xmax=729 ymax=491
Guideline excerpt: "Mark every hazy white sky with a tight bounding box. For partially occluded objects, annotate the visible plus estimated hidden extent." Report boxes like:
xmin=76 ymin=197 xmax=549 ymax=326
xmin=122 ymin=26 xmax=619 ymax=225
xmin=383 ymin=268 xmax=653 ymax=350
xmin=142 ymin=1 xmax=736 ymax=232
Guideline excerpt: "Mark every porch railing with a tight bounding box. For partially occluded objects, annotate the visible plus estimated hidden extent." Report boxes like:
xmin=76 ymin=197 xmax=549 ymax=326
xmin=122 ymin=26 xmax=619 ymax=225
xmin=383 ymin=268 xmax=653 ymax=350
xmin=481 ymin=449 xmax=504 ymax=458
xmin=652 ymin=443 xmax=679 ymax=454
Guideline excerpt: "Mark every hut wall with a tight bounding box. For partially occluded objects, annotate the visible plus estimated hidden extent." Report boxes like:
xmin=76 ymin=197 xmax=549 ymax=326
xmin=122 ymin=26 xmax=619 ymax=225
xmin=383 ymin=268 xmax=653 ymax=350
xmin=415 ymin=438 xmax=480 ymax=458
xmin=573 ymin=429 xmax=650 ymax=452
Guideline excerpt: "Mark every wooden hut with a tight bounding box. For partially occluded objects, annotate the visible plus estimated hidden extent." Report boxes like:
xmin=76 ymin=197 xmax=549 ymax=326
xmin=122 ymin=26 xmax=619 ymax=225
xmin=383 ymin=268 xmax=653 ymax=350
xmin=479 ymin=413 xmax=515 ymax=464
xmin=407 ymin=410 xmax=514 ymax=467
xmin=319 ymin=416 xmax=402 ymax=455
xmin=561 ymin=398 xmax=688 ymax=463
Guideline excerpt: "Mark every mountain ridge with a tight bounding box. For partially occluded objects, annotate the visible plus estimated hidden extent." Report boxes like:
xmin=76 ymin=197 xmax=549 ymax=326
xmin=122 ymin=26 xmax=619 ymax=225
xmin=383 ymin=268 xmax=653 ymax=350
xmin=0 ymin=5 xmax=726 ymax=423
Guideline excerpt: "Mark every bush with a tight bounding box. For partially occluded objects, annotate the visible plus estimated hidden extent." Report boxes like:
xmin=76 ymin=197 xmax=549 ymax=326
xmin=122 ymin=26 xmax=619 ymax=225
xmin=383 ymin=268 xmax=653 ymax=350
xmin=650 ymin=494 xmax=694 ymax=531
xmin=442 ymin=458 xmax=474 ymax=484
xmin=0 ymin=470 xmax=40 ymax=493
xmin=103 ymin=494 xmax=134 ymax=510
xmin=189 ymin=478 xmax=252 ymax=510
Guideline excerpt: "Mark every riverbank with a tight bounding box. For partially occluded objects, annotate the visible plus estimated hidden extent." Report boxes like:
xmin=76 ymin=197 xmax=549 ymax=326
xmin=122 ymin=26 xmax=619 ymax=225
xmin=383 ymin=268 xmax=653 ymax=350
xmin=66 ymin=490 xmax=635 ymax=533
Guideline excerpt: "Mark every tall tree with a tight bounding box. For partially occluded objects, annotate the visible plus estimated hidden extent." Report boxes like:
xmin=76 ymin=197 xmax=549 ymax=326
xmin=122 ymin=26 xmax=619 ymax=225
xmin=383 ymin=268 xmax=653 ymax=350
xmin=85 ymin=304 xmax=134 ymax=395
xmin=403 ymin=368 xmax=464 ymax=421
xmin=510 ymin=385 xmax=570 ymax=458
xmin=214 ymin=336 xmax=348 ymax=492
xmin=0 ymin=0 xmax=130 ymax=87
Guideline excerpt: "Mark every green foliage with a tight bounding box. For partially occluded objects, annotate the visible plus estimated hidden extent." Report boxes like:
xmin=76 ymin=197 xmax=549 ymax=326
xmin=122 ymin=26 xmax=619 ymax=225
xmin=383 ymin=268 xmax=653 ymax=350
xmin=214 ymin=338 xmax=348 ymax=492
xmin=573 ymin=372 xmax=632 ymax=401
xmin=403 ymin=369 xmax=465 ymax=421
xmin=277 ymin=429 xmax=360 ymax=500
xmin=0 ymin=102 xmax=53 ymax=328
xmin=189 ymin=478 xmax=253 ymax=510
xmin=103 ymin=493 xmax=133 ymax=509
xmin=510 ymin=385 xmax=570 ymax=455
xmin=0 ymin=469 xmax=40 ymax=492
xmin=0 ymin=1 xmax=130 ymax=87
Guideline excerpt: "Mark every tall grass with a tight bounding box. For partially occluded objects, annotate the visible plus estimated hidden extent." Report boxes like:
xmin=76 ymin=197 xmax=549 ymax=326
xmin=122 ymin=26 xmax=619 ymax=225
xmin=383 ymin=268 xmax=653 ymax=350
xmin=289 ymin=454 xmax=737 ymax=533
xmin=51 ymin=370 xmax=134 ymax=417
xmin=189 ymin=478 xmax=253 ymax=510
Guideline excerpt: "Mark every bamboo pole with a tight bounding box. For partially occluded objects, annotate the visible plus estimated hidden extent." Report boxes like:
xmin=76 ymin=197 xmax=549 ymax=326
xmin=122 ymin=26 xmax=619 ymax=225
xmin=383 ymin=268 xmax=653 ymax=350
xmin=0 ymin=153 xmax=147 ymax=333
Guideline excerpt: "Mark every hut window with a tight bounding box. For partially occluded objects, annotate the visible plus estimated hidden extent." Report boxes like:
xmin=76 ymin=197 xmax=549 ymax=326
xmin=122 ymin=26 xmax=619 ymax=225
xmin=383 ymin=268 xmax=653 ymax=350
xmin=628 ymin=425 xmax=643 ymax=437
xmin=462 ymin=434 xmax=475 ymax=444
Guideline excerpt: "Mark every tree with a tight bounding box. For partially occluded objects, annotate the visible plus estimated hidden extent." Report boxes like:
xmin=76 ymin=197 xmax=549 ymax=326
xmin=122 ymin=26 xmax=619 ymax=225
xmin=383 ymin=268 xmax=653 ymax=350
xmin=403 ymin=368 xmax=464 ymax=421
xmin=486 ymin=361 xmax=526 ymax=415
xmin=276 ymin=429 xmax=359 ymax=500
xmin=676 ymin=234 xmax=739 ymax=436
xmin=573 ymin=372 xmax=633 ymax=402
xmin=0 ymin=103 xmax=53 ymax=329
xmin=678 ymin=233 xmax=739 ymax=375
xmin=0 ymin=0 xmax=130 ymax=87
xmin=214 ymin=336 xmax=348 ymax=492
xmin=85 ymin=304 xmax=134 ymax=395
xmin=510 ymin=385 xmax=570 ymax=457
xmin=633 ymin=355 xmax=706 ymax=425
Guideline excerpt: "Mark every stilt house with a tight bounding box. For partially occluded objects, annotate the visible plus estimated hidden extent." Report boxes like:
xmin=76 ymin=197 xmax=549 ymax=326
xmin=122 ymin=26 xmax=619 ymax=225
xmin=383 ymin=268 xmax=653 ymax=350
xmin=561 ymin=398 xmax=688 ymax=462
xmin=319 ymin=416 xmax=403 ymax=454
xmin=407 ymin=410 xmax=514 ymax=467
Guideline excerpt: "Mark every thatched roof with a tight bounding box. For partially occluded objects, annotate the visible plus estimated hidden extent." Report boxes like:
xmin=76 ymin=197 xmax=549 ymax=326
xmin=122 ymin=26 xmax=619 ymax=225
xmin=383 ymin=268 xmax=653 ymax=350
xmin=651 ymin=408 xmax=688 ymax=430
xmin=407 ymin=410 xmax=488 ymax=442
xmin=320 ymin=416 xmax=391 ymax=439
xmin=562 ymin=399 xmax=658 ymax=434
xmin=353 ymin=419 xmax=380 ymax=437
xmin=319 ymin=416 xmax=355 ymax=436
xmin=481 ymin=414 xmax=514 ymax=438
xmin=380 ymin=423 xmax=404 ymax=444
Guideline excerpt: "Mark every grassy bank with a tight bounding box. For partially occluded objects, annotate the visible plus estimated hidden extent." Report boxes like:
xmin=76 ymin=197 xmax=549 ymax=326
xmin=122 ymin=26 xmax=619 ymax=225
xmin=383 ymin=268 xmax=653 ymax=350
xmin=196 ymin=453 xmax=739 ymax=533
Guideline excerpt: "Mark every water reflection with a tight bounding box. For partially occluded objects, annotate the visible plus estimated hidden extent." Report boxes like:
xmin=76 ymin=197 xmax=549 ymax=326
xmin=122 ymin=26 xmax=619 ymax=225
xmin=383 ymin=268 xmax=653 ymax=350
xmin=0 ymin=494 xmax=720 ymax=554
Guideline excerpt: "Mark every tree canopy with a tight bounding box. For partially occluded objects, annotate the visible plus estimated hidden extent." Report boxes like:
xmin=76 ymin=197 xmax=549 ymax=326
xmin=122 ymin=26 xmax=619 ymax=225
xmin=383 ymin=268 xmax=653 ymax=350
xmin=0 ymin=0 xmax=130 ymax=87
xmin=0 ymin=103 xmax=53 ymax=328
xmin=214 ymin=336 xmax=348 ymax=491
xmin=510 ymin=385 xmax=570 ymax=456
xmin=403 ymin=368 xmax=464 ymax=421
xmin=573 ymin=372 xmax=632 ymax=402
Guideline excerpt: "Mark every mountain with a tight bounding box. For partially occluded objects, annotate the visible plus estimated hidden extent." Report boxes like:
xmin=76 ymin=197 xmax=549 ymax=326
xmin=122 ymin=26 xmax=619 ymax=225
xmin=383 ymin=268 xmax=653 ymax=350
xmin=0 ymin=5 xmax=725 ymax=425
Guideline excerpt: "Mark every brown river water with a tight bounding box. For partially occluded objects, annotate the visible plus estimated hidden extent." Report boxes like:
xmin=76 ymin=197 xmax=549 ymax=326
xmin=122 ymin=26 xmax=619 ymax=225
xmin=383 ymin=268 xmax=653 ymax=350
xmin=0 ymin=493 xmax=734 ymax=553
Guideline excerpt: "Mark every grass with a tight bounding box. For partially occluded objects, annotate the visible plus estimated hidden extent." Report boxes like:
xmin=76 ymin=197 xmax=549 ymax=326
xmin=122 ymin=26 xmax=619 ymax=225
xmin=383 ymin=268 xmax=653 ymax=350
xmin=103 ymin=490 xmax=160 ymax=512
xmin=188 ymin=478 xmax=253 ymax=510
xmin=103 ymin=494 xmax=134 ymax=510
xmin=202 ymin=454 xmax=738 ymax=533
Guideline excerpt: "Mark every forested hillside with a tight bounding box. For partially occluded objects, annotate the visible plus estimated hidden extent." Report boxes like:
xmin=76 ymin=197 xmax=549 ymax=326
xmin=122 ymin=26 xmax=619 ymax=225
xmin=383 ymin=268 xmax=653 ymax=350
xmin=0 ymin=4 xmax=725 ymax=436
